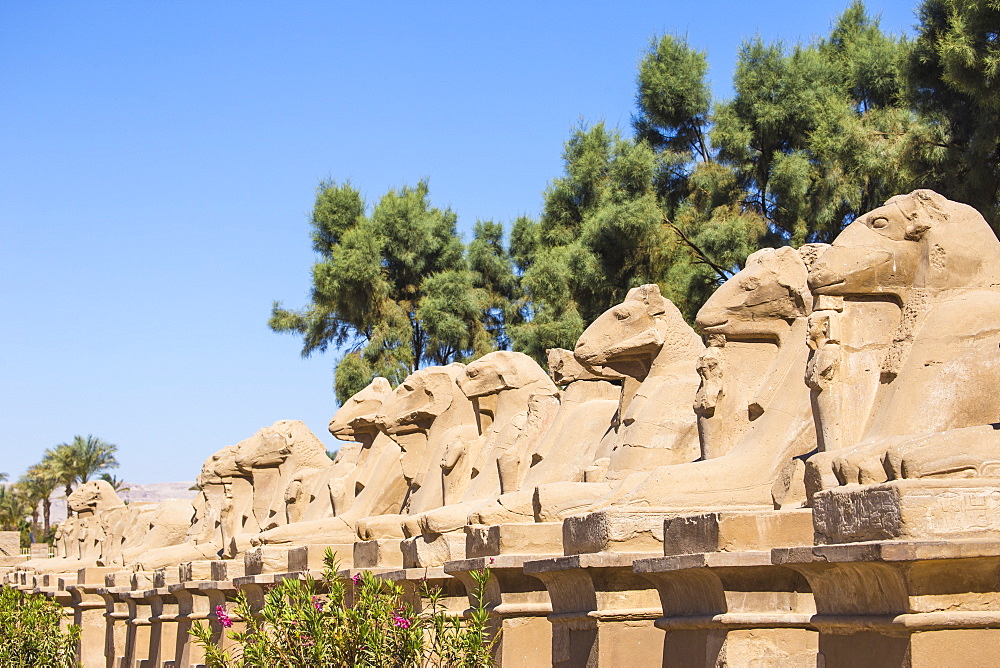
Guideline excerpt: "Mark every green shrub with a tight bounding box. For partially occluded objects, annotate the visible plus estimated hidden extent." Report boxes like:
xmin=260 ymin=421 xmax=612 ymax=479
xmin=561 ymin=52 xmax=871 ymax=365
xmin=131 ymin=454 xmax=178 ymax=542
xmin=0 ymin=586 xmax=80 ymax=667
xmin=191 ymin=549 xmax=497 ymax=667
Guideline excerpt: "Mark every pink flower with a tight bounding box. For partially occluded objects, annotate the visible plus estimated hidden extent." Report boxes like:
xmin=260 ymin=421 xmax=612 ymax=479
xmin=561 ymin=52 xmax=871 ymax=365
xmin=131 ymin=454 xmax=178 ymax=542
xmin=215 ymin=605 xmax=233 ymax=628
xmin=488 ymin=557 xmax=495 ymax=565
xmin=312 ymin=596 xmax=324 ymax=611
xmin=352 ymin=572 xmax=361 ymax=585
xmin=391 ymin=609 xmax=412 ymax=629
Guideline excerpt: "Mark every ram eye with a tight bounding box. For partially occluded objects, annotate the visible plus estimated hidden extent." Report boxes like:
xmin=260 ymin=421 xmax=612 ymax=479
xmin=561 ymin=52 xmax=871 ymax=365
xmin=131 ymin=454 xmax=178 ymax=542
xmin=614 ymin=309 xmax=629 ymax=320
xmin=870 ymin=216 xmax=889 ymax=229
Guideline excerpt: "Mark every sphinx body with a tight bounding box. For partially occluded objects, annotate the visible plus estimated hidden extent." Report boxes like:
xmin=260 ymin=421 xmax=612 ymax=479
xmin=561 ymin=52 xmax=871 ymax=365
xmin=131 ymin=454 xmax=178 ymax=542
xmin=606 ymin=245 xmax=824 ymax=512
xmin=219 ymin=420 xmax=333 ymax=555
xmin=469 ymin=350 xmax=621 ymax=525
xmin=802 ymin=190 xmax=1000 ymax=492
xmin=407 ymin=351 xmax=558 ymax=536
xmin=533 ymin=285 xmax=704 ymax=521
xmin=253 ymin=378 xmax=409 ymax=546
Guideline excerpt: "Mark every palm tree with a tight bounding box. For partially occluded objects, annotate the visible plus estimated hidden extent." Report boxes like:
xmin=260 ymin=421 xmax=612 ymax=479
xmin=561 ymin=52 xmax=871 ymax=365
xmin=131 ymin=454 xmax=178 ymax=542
xmin=18 ymin=465 xmax=59 ymax=536
xmin=0 ymin=485 xmax=30 ymax=532
xmin=43 ymin=435 xmax=119 ymax=516
xmin=66 ymin=434 xmax=119 ymax=483
xmin=43 ymin=443 xmax=80 ymax=511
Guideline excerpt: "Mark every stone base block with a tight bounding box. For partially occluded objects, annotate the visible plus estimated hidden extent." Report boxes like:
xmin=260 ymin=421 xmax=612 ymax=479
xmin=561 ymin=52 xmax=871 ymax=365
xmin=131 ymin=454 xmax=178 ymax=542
xmin=244 ymin=546 xmax=289 ymax=575
xmin=153 ymin=566 xmax=181 ymax=588
xmin=563 ymin=510 xmax=673 ymax=555
xmin=287 ymin=543 xmax=353 ymax=572
xmin=354 ymin=539 xmax=404 ymax=568
xmin=402 ymin=532 xmax=467 ymax=568
xmin=813 ymin=479 xmax=1000 ymax=544
xmin=663 ymin=509 xmax=814 ymax=556
xmin=466 ymin=522 xmax=563 ymax=558
xmin=179 ymin=560 xmax=214 ymax=582
xmin=131 ymin=570 xmax=155 ymax=589
xmin=211 ymin=559 xmax=244 ymax=581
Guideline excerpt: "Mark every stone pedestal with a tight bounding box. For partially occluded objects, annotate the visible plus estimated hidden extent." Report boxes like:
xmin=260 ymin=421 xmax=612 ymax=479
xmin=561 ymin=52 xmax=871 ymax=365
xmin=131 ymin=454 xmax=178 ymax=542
xmin=167 ymin=582 xmax=212 ymax=667
xmin=287 ymin=543 xmax=346 ymax=574
xmin=243 ymin=546 xmax=290 ymax=576
xmin=563 ymin=511 xmax=674 ymax=555
xmin=466 ymin=522 xmax=563 ymax=558
xmin=122 ymin=590 xmax=153 ymax=667
xmin=99 ymin=588 xmax=131 ymax=668
xmin=813 ymin=479 xmax=1000 ymax=544
xmin=523 ymin=553 xmax=663 ymax=668
xmin=401 ymin=532 xmax=467 ymax=568
xmin=634 ymin=551 xmax=817 ymax=666
xmin=66 ymin=567 xmax=116 ymax=668
xmin=774 ymin=538 xmax=1000 ymax=667
xmin=446 ymin=555 xmax=554 ymax=667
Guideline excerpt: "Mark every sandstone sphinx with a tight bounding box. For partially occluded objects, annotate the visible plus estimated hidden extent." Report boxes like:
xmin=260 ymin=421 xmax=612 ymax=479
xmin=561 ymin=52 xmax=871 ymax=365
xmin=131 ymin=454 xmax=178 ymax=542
xmin=533 ymin=285 xmax=704 ymax=521
xmin=23 ymin=480 xmax=128 ymax=574
xmin=129 ymin=443 xmax=245 ymax=569
xmin=469 ymin=349 xmax=622 ymax=525
xmin=798 ymin=190 xmax=1000 ymax=542
xmin=405 ymin=351 xmax=558 ymax=538
xmin=226 ymin=419 xmax=332 ymax=554
xmin=252 ymin=378 xmax=409 ymax=546
xmin=604 ymin=245 xmax=823 ymax=512
xmin=354 ymin=364 xmax=480 ymax=541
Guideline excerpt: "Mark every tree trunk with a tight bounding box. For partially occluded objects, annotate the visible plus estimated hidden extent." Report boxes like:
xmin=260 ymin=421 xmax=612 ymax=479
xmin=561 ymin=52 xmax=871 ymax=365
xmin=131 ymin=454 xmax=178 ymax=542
xmin=64 ymin=484 xmax=73 ymax=517
xmin=42 ymin=498 xmax=50 ymax=535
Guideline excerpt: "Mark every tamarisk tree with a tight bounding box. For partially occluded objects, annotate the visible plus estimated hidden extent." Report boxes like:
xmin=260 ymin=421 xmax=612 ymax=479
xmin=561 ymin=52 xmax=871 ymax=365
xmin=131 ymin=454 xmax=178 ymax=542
xmin=270 ymin=180 xmax=516 ymax=402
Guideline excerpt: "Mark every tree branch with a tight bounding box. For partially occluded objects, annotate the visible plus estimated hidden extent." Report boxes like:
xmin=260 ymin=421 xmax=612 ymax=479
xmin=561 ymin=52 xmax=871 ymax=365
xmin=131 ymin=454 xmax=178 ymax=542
xmin=660 ymin=213 xmax=732 ymax=281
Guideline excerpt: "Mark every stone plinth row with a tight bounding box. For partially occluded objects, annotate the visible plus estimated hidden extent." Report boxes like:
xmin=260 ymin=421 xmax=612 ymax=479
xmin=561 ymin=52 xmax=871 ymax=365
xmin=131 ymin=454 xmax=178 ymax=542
xmin=6 ymin=510 xmax=1000 ymax=667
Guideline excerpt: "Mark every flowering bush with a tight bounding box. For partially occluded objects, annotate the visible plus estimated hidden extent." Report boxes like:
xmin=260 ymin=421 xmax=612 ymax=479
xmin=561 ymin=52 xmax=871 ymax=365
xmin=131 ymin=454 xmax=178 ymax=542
xmin=190 ymin=549 xmax=498 ymax=667
xmin=0 ymin=586 xmax=80 ymax=668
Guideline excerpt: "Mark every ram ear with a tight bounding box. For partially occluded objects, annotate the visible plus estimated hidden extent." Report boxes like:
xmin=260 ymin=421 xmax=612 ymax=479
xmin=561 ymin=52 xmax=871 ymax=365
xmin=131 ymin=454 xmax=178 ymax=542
xmin=636 ymin=283 xmax=666 ymax=316
xmin=421 ymin=369 xmax=456 ymax=417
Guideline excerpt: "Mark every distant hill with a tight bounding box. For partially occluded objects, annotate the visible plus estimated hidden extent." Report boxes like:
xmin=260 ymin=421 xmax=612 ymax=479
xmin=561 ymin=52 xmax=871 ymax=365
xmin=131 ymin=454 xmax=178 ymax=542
xmin=48 ymin=481 xmax=197 ymax=524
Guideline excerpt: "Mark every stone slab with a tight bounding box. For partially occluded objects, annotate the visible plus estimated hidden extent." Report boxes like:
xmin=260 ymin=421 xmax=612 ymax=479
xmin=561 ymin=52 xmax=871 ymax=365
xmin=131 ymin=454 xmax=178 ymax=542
xmin=633 ymin=550 xmax=773 ymax=575
xmin=773 ymin=537 xmax=1000 ymax=565
xmin=0 ymin=531 xmax=19 ymax=557
xmin=287 ymin=543 xmax=352 ymax=572
xmin=179 ymin=560 xmax=214 ymax=582
xmin=354 ymin=539 xmax=404 ymax=568
xmin=663 ymin=509 xmax=814 ymax=556
xmin=211 ymin=559 xmax=245 ymax=581
xmin=244 ymin=546 xmax=290 ymax=575
xmin=563 ymin=510 xmax=674 ymax=555
xmin=523 ymin=552 xmax=657 ymax=575
xmin=465 ymin=522 xmax=563 ymax=557
xmin=813 ymin=479 xmax=1000 ymax=544
xmin=401 ymin=532 xmax=467 ymax=568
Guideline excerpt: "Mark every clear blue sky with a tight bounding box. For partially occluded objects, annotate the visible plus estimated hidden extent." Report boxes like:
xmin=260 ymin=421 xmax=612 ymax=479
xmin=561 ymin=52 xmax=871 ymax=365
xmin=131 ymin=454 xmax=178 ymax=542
xmin=1 ymin=1 xmax=918 ymax=484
